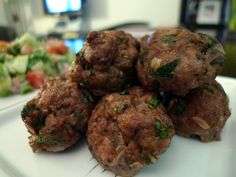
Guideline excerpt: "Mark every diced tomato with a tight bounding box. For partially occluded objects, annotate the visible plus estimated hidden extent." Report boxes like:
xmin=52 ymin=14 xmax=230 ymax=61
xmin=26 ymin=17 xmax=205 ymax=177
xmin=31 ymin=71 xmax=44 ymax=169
xmin=27 ymin=71 xmax=45 ymax=89
xmin=48 ymin=44 xmax=68 ymax=54
xmin=0 ymin=41 xmax=9 ymax=47
xmin=21 ymin=44 xmax=33 ymax=54
xmin=0 ymin=41 xmax=9 ymax=52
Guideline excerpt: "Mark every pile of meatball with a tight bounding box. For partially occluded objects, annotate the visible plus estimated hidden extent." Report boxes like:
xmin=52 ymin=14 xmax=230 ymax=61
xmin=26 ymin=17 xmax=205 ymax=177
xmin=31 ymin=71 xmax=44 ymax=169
xmin=21 ymin=28 xmax=231 ymax=177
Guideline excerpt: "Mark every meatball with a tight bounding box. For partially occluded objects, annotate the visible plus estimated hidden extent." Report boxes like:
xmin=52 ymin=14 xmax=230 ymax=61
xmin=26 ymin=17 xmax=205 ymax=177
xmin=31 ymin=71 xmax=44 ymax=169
xmin=87 ymin=87 xmax=174 ymax=177
xmin=69 ymin=30 xmax=139 ymax=96
xmin=167 ymin=80 xmax=230 ymax=142
xmin=136 ymin=28 xmax=225 ymax=95
xmin=21 ymin=77 xmax=94 ymax=152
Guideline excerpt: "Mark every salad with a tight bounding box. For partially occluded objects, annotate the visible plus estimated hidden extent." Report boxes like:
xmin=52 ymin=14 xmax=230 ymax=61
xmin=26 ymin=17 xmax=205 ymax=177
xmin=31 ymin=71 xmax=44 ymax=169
xmin=0 ymin=34 xmax=75 ymax=97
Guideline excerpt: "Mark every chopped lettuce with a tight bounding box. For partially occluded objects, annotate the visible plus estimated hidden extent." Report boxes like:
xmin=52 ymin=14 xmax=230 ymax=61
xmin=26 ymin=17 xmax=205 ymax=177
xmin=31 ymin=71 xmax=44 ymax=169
xmin=28 ymin=53 xmax=58 ymax=76
xmin=7 ymin=43 xmax=21 ymax=55
xmin=0 ymin=63 xmax=11 ymax=96
xmin=65 ymin=50 xmax=76 ymax=64
xmin=20 ymin=81 xmax=33 ymax=94
xmin=43 ymin=59 xmax=58 ymax=76
xmin=57 ymin=60 xmax=67 ymax=74
xmin=27 ymin=52 xmax=49 ymax=71
xmin=0 ymin=53 xmax=4 ymax=63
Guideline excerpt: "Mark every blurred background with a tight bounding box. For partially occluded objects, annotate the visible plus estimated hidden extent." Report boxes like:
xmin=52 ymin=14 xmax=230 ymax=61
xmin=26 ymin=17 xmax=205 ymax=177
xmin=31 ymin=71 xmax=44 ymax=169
xmin=0 ymin=0 xmax=233 ymax=45
xmin=0 ymin=0 xmax=236 ymax=95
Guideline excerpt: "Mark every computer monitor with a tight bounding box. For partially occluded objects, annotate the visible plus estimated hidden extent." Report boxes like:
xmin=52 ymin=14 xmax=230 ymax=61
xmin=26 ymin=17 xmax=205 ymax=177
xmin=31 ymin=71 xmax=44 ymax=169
xmin=43 ymin=0 xmax=84 ymax=15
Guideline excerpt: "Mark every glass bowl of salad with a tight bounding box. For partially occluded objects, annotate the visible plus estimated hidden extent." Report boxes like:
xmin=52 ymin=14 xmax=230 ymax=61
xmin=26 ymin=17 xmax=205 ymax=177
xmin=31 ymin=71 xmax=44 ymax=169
xmin=0 ymin=34 xmax=75 ymax=97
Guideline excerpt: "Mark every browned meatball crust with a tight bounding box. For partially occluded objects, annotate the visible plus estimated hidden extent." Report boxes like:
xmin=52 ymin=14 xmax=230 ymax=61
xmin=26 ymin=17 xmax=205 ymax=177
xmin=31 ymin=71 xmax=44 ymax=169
xmin=21 ymin=77 xmax=94 ymax=152
xmin=87 ymin=87 xmax=174 ymax=177
xmin=136 ymin=28 xmax=225 ymax=95
xmin=69 ymin=30 xmax=139 ymax=96
xmin=167 ymin=80 xmax=230 ymax=142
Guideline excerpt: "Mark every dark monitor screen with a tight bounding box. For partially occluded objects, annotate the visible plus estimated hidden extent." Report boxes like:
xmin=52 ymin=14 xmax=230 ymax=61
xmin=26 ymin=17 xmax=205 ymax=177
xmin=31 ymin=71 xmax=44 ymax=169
xmin=43 ymin=0 xmax=83 ymax=14
xmin=64 ymin=38 xmax=84 ymax=54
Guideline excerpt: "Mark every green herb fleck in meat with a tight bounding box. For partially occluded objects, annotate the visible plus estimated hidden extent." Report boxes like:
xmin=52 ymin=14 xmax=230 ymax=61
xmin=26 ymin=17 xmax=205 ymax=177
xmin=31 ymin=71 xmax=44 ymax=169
xmin=82 ymin=90 xmax=93 ymax=103
xmin=155 ymin=120 xmax=161 ymax=129
xmin=76 ymin=51 xmax=83 ymax=63
xmin=155 ymin=120 xmax=169 ymax=139
xmin=196 ymin=54 xmax=205 ymax=61
xmin=159 ymin=127 xmax=169 ymax=139
xmin=175 ymin=99 xmax=185 ymax=116
xmin=208 ymin=36 xmax=218 ymax=48
xmin=35 ymin=135 xmax=52 ymax=144
xmin=37 ymin=116 xmax=45 ymax=129
xmin=198 ymin=33 xmax=207 ymax=39
xmin=115 ymin=36 xmax=128 ymax=45
xmin=148 ymin=97 xmax=160 ymax=109
xmin=202 ymin=85 xmax=214 ymax=93
xmin=47 ymin=128 xmax=55 ymax=134
xmin=128 ymin=163 xmax=133 ymax=169
xmin=74 ymin=111 xmax=84 ymax=120
xmin=21 ymin=104 xmax=40 ymax=118
xmin=120 ymin=89 xmax=129 ymax=95
xmin=154 ymin=58 xmax=180 ymax=78
xmin=160 ymin=34 xmax=177 ymax=45
xmin=210 ymin=48 xmax=218 ymax=55
xmin=89 ymin=70 xmax=96 ymax=76
xmin=123 ymin=103 xmax=129 ymax=110
xmin=79 ymin=79 xmax=89 ymax=87
xmin=210 ymin=57 xmax=225 ymax=65
xmin=114 ymin=103 xmax=129 ymax=112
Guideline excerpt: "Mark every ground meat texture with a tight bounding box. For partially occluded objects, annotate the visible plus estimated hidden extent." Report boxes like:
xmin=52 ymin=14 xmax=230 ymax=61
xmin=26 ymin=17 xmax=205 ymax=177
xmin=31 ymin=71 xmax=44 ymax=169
xmin=136 ymin=28 xmax=225 ymax=96
xmin=69 ymin=30 xmax=139 ymax=96
xmin=167 ymin=80 xmax=230 ymax=142
xmin=21 ymin=77 xmax=94 ymax=152
xmin=87 ymin=87 xmax=174 ymax=177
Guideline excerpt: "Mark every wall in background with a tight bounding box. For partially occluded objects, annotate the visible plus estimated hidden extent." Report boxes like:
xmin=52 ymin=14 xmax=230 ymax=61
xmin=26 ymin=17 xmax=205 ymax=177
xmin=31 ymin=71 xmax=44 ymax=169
xmin=29 ymin=0 xmax=45 ymax=18
xmin=2 ymin=0 xmax=181 ymax=34
xmin=86 ymin=0 xmax=181 ymax=30
xmin=0 ymin=0 xmax=41 ymax=34
xmin=0 ymin=0 xmax=8 ymax=26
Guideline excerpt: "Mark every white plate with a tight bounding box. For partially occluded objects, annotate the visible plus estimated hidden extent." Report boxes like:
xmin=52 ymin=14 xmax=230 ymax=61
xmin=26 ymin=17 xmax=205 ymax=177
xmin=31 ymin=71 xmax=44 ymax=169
xmin=0 ymin=76 xmax=235 ymax=177
xmin=0 ymin=91 xmax=38 ymax=111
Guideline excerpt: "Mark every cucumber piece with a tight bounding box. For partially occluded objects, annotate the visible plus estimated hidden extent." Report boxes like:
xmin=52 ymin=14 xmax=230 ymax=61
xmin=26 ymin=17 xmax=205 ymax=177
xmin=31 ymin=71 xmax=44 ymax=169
xmin=8 ymin=55 xmax=28 ymax=74
xmin=31 ymin=61 xmax=44 ymax=71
